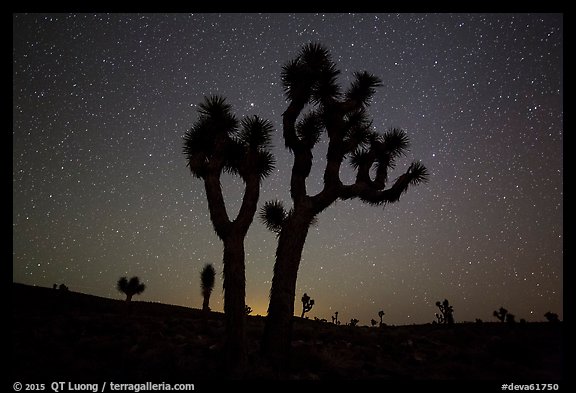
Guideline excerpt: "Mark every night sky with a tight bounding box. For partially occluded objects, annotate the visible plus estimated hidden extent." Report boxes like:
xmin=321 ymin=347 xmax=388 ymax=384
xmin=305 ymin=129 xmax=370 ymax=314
xmin=13 ymin=13 xmax=563 ymax=325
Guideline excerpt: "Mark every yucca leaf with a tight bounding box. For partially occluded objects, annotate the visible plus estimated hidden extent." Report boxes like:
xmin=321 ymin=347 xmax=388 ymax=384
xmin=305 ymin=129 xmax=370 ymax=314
xmin=345 ymin=71 xmax=382 ymax=107
xmin=349 ymin=148 xmax=371 ymax=171
xmin=255 ymin=150 xmax=275 ymax=181
xmin=259 ymin=200 xmax=287 ymax=233
xmin=311 ymin=63 xmax=341 ymax=105
xmin=382 ymin=128 xmax=410 ymax=158
xmin=296 ymin=111 xmax=323 ymax=148
xmin=238 ymin=115 xmax=274 ymax=150
xmin=407 ymin=161 xmax=430 ymax=185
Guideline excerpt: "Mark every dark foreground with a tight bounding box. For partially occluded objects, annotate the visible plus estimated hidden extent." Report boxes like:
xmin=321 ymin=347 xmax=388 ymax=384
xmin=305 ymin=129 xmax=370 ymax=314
xmin=12 ymin=283 xmax=562 ymax=384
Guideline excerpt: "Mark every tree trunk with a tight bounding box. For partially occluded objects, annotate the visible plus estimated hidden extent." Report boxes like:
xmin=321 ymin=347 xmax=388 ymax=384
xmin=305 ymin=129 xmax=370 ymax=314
xmin=202 ymin=293 xmax=211 ymax=312
xmin=262 ymin=212 xmax=312 ymax=367
xmin=125 ymin=294 xmax=133 ymax=302
xmin=223 ymin=234 xmax=247 ymax=375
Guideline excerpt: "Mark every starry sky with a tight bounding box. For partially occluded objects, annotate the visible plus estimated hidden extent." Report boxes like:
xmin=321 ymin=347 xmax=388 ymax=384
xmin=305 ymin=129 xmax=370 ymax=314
xmin=13 ymin=13 xmax=563 ymax=325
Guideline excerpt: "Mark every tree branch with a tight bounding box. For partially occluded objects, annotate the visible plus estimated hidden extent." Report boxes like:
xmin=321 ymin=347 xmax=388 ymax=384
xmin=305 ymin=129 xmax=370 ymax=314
xmin=282 ymin=100 xmax=305 ymax=151
xmin=340 ymin=165 xmax=417 ymax=205
xmin=309 ymin=104 xmax=347 ymax=215
xmin=283 ymin=100 xmax=313 ymax=205
xmin=234 ymin=161 xmax=262 ymax=237
xmin=204 ymin=173 xmax=232 ymax=239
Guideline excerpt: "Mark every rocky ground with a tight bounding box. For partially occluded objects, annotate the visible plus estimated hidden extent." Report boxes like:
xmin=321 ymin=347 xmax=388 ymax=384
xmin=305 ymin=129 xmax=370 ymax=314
xmin=12 ymin=283 xmax=562 ymax=385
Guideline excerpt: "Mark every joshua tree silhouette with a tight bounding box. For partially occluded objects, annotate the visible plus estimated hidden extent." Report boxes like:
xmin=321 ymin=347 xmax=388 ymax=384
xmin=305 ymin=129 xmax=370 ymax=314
xmin=378 ymin=310 xmax=385 ymax=327
xmin=371 ymin=319 xmax=377 ymax=327
xmin=245 ymin=305 xmax=253 ymax=315
xmin=117 ymin=276 xmax=145 ymax=302
xmin=349 ymin=318 xmax=359 ymax=327
xmin=435 ymin=299 xmax=454 ymax=324
xmin=260 ymin=42 xmax=428 ymax=365
xmin=332 ymin=311 xmax=339 ymax=325
xmin=183 ymin=96 xmax=274 ymax=373
xmin=544 ymin=311 xmax=560 ymax=323
xmin=200 ymin=264 xmax=216 ymax=312
xmin=301 ymin=293 xmax=315 ymax=318
xmin=493 ymin=307 xmax=509 ymax=323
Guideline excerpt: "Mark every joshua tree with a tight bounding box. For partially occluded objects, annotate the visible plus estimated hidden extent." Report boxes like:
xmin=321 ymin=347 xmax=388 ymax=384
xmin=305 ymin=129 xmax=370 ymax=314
xmin=332 ymin=311 xmax=339 ymax=325
xmin=260 ymin=43 xmax=428 ymax=364
xmin=349 ymin=318 xmax=359 ymax=327
xmin=493 ymin=307 xmax=508 ymax=323
xmin=435 ymin=299 xmax=454 ymax=324
xmin=245 ymin=305 xmax=253 ymax=315
xmin=301 ymin=293 xmax=315 ymax=318
xmin=544 ymin=311 xmax=560 ymax=323
xmin=183 ymin=96 xmax=274 ymax=373
xmin=371 ymin=319 xmax=377 ymax=327
xmin=378 ymin=310 xmax=385 ymax=327
xmin=506 ymin=313 xmax=516 ymax=324
xmin=117 ymin=276 xmax=145 ymax=302
xmin=200 ymin=264 xmax=216 ymax=312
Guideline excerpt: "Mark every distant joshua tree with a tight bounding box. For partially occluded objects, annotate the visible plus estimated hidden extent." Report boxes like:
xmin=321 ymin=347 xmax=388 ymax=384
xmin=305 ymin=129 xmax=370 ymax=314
xmin=371 ymin=319 xmax=377 ymax=327
xmin=544 ymin=312 xmax=560 ymax=323
xmin=506 ymin=313 xmax=516 ymax=324
xmin=435 ymin=299 xmax=454 ymax=324
xmin=332 ymin=311 xmax=339 ymax=325
xmin=53 ymin=283 xmax=68 ymax=291
xmin=117 ymin=276 xmax=145 ymax=302
xmin=245 ymin=305 xmax=253 ymax=315
xmin=493 ymin=307 xmax=509 ymax=323
xmin=475 ymin=318 xmax=483 ymax=324
xmin=349 ymin=318 xmax=359 ymax=327
xmin=378 ymin=310 xmax=385 ymax=327
xmin=301 ymin=293 xmax=315 ymax=318
xmin=200 ymin=264 xmax=216 ymax=312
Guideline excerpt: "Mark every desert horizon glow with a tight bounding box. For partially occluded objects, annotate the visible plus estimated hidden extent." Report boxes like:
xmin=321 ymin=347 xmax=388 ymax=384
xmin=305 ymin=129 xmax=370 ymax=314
xmin=13 ymin=13 xmax=563 ymax=325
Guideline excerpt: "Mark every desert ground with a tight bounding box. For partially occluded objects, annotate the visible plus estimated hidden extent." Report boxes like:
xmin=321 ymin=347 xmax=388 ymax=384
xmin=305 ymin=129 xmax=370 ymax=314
xmin=12 ymin=283 xmax=562 ymax=385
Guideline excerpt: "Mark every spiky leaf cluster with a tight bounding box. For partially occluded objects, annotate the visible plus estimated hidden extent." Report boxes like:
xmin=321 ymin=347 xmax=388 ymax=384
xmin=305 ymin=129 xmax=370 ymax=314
xmin=345 ymin=71 xmax=383 ymax=107
xmin=117 ymin=276 xmax=146 ymax=296
xmin=281 ymin=43 xmax=340 ymax=105
xmin=200 ymin=264 xmax=216 ymax=297
xmin=238 ymin=115 xmax=273 ymax=150
xmin=296 ymin=111 xmax=323 ymax=148
xmin=183 ymin=96 xmax=275 ymax=182
xmin=342 ymin=109 xmax=373 ymax=152
xmin=259 ymin=200 xmax=287 ymax=234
